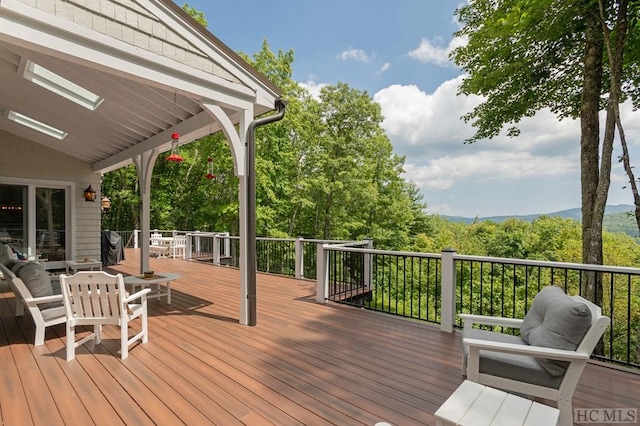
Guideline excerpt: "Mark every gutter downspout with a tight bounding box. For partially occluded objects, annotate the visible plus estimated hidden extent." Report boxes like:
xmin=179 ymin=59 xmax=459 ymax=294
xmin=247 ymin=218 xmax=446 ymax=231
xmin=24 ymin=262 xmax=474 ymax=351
xmin=246 ymin=99 xmax=287 ymax=326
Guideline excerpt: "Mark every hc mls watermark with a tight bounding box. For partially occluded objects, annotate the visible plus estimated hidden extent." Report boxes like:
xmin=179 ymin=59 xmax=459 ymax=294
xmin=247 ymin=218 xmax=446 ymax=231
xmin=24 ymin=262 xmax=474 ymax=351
xmin=574 ymin=408 xmax=638 ymax=424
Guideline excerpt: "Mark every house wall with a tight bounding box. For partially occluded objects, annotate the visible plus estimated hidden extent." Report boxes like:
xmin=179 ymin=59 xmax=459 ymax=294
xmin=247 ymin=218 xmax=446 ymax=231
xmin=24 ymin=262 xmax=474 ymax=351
xmin=0 ymin=129 xmax=102 ymax=262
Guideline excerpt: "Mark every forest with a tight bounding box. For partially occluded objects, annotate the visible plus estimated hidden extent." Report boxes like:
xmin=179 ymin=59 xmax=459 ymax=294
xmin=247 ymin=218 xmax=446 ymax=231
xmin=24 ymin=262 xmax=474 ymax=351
xmin=101 ymin=40 xmax=640 ymax=269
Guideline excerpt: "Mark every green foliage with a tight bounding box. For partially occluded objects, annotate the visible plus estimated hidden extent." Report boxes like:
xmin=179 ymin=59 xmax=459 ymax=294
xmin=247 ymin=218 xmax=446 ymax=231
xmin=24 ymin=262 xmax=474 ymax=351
xmin=181 ymin=3 xmax=208 ymax=27
xmin=453 ymin=0 xmax=591 ymax=142
xmin=102 ymin=40 xmax=428 ymax=250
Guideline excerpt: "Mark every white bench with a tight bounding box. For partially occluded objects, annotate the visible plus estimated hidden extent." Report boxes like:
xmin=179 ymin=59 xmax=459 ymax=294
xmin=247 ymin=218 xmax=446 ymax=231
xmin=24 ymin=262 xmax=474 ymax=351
xmin=435 ymin=380 xmax=559 ymax=426
xmin=0 ymin=263 xmax=65 ymax=346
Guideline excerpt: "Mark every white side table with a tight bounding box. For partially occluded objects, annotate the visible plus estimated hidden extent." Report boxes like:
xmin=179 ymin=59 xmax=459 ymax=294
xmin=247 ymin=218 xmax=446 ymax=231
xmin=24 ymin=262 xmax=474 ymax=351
xmin=65 ymin=259 xmax=102 ymax=274
xmin=435 ymin=380 xmax=559 ymax=426
xmin=123 ymin=273 xmax=180 ymax=304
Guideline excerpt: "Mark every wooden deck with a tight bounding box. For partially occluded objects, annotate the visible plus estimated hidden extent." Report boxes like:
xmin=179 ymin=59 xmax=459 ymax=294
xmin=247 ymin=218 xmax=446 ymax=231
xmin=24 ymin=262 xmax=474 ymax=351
xmin=1 ymin=249 xmax=638 ymax=425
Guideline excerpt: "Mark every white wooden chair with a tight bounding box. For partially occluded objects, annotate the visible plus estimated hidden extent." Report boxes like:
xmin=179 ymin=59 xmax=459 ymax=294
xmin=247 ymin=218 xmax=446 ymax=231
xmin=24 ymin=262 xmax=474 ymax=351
xmin=460 ymin=286 xmax=610 ymax=426
xmin=150 ymin=232 xmax=169 ymax=258
xmin=0 ymin=262 xmax=66 ymax=346
xmin=59 ymin=271 xmax=151 ymax=360
xmin=172 ymin=235 xmax=187 ymax=258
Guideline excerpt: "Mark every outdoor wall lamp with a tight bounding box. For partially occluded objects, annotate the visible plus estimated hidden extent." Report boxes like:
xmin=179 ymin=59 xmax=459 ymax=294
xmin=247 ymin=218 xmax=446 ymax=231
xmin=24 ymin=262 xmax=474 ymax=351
xmin=83 ymin=185 xmax=96 ymax=202
xmin=101 ymin=196 xmax=111 ymax=212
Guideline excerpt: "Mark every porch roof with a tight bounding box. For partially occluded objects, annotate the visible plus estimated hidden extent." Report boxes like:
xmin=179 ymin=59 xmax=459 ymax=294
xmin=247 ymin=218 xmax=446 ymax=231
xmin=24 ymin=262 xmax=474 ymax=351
xmin=0 ymin=0 xmax=281 ymax=174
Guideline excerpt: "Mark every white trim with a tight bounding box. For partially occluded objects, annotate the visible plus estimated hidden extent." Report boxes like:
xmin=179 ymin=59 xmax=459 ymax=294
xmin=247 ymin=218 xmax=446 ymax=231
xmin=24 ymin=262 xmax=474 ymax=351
xmin=0 ymin=176 xmax=75 ymax=267
xmin=0 ymin=2 xmax=266 ymax=110
xmin=202 ymin=102 xmax=247 ymax=176
xmin=144 ymin=0 xmax=278 ymax=100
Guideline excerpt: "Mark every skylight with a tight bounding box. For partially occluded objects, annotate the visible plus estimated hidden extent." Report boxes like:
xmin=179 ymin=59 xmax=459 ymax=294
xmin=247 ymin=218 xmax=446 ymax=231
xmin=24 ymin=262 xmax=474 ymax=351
xmin=23 ymin=60 xmax=103 ymax=111
xmin=8 ymin=110 xmax=68 ymax=140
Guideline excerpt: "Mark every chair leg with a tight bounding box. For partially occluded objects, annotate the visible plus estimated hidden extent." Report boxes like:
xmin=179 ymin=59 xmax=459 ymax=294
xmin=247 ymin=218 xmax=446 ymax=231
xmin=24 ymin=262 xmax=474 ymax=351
xmin=120 ymin=321 xmax=128 ymax=359
xmin=557 ymin=398 xmax=573 ymax=426
xmin=66 ymin=324 xmax=75 ymax=361
xmin=142 ymin=310 xmax=148 ymax=344
xmin=34 ymin=326 xmax=45 ymax=346
xmin=95 ymin=324 xmax=102 ymax=344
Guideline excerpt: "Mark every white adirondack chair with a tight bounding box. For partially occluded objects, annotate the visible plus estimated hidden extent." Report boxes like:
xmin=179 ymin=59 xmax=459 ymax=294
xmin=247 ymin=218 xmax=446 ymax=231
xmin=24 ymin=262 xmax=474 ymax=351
xmin=60 ymin=271 xmax=151 ymax=360
xmin=461 ymin=286 xmax=610 ymax=426
xmin=0 ymin=262 xmax=66 ymax=346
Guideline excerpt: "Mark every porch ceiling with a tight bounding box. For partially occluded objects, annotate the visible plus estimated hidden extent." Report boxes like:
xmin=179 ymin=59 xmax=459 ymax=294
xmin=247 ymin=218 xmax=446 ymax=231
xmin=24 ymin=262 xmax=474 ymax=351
xmin=0 ymin=0 xmax=280 ymax=174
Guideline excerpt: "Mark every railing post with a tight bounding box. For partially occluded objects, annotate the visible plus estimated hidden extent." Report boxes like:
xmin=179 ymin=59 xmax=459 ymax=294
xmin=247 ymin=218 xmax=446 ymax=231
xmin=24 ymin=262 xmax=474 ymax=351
xmin=134 ymin=229 xmax=139 ymax=249
xmin=316 ymin=242 xmax=329 ymax=303
xmin=194 ymin=230 xmax=200 ymax=256
xmin=364 ymin=238 xmax=373 ymax=291
xmin=295 ymin=236 xmax=304 ymax=280
xmin=213 ymin=234 xmax=220 ymax=265
xmin=441 ymin=248 xmax=457 ymax=333
xmin=223 ymin=232 xmax=230 ymax=257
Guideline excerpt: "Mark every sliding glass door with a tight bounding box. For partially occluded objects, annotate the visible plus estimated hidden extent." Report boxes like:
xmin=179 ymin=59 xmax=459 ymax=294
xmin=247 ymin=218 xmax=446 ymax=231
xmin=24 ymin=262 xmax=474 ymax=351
xmin=36 ymin=187 xmax=66 ymax=261
xmin=0 ymin=184 xmax=28 ymax=253
xmin=0 ymin=181 xmax=70 ymax=265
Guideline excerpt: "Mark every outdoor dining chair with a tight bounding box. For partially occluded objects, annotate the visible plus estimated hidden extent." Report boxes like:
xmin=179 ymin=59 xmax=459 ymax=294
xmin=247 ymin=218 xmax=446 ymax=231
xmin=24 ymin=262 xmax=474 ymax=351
xmin=60 ymin=271 xmax=151 ymax=360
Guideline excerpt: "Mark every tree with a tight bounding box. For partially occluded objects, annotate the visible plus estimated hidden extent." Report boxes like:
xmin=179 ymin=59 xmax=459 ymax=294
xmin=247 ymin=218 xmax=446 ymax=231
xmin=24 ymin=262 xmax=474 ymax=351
xmin=452 ymin=0 xmax=640 ymax=303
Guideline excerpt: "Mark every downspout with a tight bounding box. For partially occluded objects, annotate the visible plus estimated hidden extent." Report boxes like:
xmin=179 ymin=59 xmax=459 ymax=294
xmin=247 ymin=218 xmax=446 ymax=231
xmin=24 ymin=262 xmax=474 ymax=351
xmin=246 ymin=99 xmax=287 ymax=326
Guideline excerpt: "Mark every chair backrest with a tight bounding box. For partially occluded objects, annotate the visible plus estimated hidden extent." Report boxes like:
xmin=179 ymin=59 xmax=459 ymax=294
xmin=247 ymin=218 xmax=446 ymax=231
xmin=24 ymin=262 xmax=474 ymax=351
xmin=0 ymin=262 xmax=16 ymax=280
xmin=571 ymin=295 xmax=611 ymax=354
xmin=150 ymin=232 xmax=162 ymax=246
xmin=60 ymin=271 xmax=126 ymax=325
xmin=174 ymin=235 xmax=186 ymax=246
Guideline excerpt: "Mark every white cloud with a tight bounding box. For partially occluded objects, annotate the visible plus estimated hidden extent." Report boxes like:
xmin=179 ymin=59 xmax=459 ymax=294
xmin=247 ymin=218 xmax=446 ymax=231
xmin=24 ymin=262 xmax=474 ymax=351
xmin=299 ymin=80 xmax=327 ymax=100
xmin=408 ymin=35 xmax=467 ymax=67
xmin=337 ymin=48 xmax=375 ymax=63
xmin=373 ymin=76 xmax=580 ymax=162
xmin=379 ymin=62 xmax=390 ymax=73
xmin=403 ymin=151 xmax=575 ymax=191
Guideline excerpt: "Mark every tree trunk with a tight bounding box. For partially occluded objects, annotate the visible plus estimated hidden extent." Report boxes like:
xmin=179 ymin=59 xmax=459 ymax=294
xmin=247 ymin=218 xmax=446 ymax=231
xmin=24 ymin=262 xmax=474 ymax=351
xmin=580 ymin=6 xmax=605 ymax=304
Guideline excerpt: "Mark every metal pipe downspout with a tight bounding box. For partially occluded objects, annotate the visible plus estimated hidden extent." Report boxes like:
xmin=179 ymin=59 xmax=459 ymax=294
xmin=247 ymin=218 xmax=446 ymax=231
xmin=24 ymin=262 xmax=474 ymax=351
xmin=246 ymin=99 xmax=287 ymax=326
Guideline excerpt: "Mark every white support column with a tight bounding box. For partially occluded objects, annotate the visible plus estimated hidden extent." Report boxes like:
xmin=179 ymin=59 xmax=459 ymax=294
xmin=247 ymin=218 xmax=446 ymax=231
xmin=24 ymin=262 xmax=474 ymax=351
xmin=238 ymin=174 xmax=248 ymax=324
xmin=441 ymin=248 xmax=457 ymax=333
xmin=237 ymin=109 xmax=251 ymax=326
xmin=133 ymin=149 xmax=159 ymax=274
xmin=202 ymin=101 xmax=249 ymax=325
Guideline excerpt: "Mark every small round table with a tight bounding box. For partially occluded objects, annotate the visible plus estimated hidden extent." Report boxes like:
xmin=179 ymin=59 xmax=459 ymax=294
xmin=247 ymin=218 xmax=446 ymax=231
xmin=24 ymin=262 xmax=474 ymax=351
xmin=123 ymin=272 xmax=180 ymax=304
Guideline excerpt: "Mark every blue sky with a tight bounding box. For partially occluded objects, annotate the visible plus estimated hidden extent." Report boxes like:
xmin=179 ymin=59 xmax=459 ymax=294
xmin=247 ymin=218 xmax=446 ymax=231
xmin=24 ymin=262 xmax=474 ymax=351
xmin=180 ymin=0 xmax=639 ymax=217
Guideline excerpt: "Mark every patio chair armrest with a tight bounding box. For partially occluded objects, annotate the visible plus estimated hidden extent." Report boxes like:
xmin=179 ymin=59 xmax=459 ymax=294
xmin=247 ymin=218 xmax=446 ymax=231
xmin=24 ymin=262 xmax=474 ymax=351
xmin=24 ymin=293 xmax=64 ymax=306
xmin=459 ymin=313 xmax=524 ymax=329
xmin=463 ymin=337 xmax=591 ymax=362
xmin=124 ymin=288 xmax=152 ymax=303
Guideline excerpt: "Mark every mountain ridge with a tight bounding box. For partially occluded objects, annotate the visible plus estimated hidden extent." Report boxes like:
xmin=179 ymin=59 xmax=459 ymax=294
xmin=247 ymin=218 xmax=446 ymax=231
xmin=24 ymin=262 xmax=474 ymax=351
xmin=441 ymin=204 xmax=639 ymax=237
xmin=441 ymin=204 xmax=634 ymax=224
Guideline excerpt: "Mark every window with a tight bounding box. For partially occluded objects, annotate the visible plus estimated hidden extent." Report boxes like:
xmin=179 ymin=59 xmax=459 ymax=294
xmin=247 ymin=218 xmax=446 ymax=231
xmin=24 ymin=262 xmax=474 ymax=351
xmin=7 ymin=110 xmax=68 ymax=140
xmin=23 ymin=60 xmax=103 ymax=111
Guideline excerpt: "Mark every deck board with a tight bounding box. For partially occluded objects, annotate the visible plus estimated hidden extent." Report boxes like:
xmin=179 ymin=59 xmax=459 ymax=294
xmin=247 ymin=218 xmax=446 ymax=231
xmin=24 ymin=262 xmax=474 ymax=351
xmin=0 ymin=248 xmax=638 ymax=425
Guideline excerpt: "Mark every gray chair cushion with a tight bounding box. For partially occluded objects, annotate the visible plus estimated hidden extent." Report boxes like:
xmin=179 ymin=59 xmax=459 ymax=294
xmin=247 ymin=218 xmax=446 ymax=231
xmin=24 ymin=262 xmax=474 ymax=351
xmin=463 ymin=328 xmax=563 ymax=389
xmin=11 ymin=261 xmax=55 ymax=308
xmin=521 ymin=285 xmax=592 ymax=376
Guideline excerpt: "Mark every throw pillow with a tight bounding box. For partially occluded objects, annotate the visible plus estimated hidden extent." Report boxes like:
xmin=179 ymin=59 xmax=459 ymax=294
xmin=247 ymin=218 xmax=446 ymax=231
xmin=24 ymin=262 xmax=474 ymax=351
xmin=11 ymin=261 xmax=54 ymax=308
xmin=521 ymin=285 xmax=592 ymax=376
xmin=0 ymin=243 xmax=17 ymax=266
